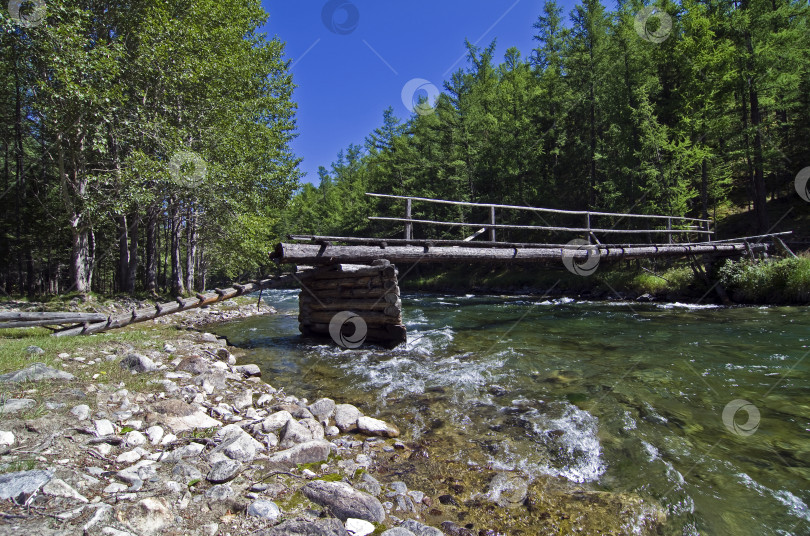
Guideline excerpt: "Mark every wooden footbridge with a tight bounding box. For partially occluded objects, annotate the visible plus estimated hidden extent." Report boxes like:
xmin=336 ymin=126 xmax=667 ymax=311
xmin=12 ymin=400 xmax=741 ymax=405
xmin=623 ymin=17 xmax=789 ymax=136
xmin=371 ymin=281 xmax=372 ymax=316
xmin=271 ymin=193 xmax=792 ymax=346
xmin=41 ymin=193 xmax=792 ymax=346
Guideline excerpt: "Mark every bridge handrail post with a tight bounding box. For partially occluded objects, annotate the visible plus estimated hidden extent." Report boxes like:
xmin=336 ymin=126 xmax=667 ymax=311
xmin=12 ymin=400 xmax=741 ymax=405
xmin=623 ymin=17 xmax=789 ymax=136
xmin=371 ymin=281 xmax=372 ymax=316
xmin=490 ymin=206 xmax=497 ymax=242
xmin=586 ymin=213 xmax=592 ymax=244
xmin=405 ymin=198 xmax=413 ymax=241
xmin=667 ymin=217 xmax=672 ymax=244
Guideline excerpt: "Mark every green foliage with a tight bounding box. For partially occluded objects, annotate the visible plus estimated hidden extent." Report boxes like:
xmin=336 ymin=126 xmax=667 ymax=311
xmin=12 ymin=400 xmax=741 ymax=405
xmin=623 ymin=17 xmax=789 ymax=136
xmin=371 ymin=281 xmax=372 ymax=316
xmin=279 ymin=0 xmax=809 ymax=248
xmin=718 ymin=255 xmax=810 ymax=304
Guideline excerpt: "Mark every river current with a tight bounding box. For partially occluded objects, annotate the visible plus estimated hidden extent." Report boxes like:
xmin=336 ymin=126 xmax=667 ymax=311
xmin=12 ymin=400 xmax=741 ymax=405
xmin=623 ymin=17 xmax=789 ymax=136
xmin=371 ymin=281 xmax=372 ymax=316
xmin=212 ymin=290 xmax=810 ymax=535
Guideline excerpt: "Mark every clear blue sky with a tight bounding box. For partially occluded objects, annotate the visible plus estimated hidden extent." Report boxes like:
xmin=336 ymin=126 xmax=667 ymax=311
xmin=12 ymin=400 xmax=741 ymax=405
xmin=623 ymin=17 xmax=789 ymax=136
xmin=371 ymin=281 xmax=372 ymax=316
xmin=261 ymin=0 xmax=582 ymax=186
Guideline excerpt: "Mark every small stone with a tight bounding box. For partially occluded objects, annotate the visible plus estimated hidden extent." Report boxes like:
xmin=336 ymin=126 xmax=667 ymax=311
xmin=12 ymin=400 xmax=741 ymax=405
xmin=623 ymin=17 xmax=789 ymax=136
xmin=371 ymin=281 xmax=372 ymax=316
xmin=202 ymin=523 xmax=219 ymax=536
xmin=401 ymin=520 xmax=444 ymax=536
xmin=357 ymin=473 xmax=382 ymax=496
xmin=233 ymin=389 xmax=254 ymax=410
xmin=172 ymin=461 xmax=203 ymax=484
xmin=0 ymin=431 xmax=14 ymax=446
xmin=207 ymin=459 xmax=242 ymax=483
xmin=234 ymin=364 xmax=261 ymax=378
xmin=256 ymin=393 xmax=273 ymax=407
xmin=124 ymin=497 xmax=172 ymax=535
xmin=145 ymin=426 xmax=164 ymax=445
xmin=26 ymin=345 xmax=45 ymax=355
xmin=204 ymin=483 xmax=234 ymax=500
xmin=97 ymin=443 xmax=112 ymax=456
xmin=103 ymin=482 xmax=128 ymax=494
xmin=165 ymin=481 xmax=184 ymax=494
xmin=485 ymin=472 xmax=528 ymax=507
xmin=381 ymin=529 xmax=417 ymax=536
xmin=266 ymin=440 xmax=333 ymax=467
xmin=176 ymin=356 xmax=210 ymax=375
xmin=120 ymin=353 xmax=157 ymax=373
xmin=117 ymin=449 xmax=142 ymax=464
xmin=43 ymin=478 xmax=88 ymax=503
xmin=94 ymin=419 xmax=116 ymax=437
xmin=124 ymin=431 xmax=147 ymax=447
xmin=326 ymin=425 xmax=340 ymax=437
xmin=162 ymin=343 xmax=176 ymax=353
xmin=279 ymin=419 xmax=314 ymax=448
xmin=200 ymin=333 xmax=218 ymax=343
xmin=390 ymin=481 xmax=408 ymax=495
xmin=346 ymin=518 xmax=375 ymax=536
xmin=247 ymin=500 xmax=281 ymax=520
xmin=357 ymin=416 xmax=400 ymax=438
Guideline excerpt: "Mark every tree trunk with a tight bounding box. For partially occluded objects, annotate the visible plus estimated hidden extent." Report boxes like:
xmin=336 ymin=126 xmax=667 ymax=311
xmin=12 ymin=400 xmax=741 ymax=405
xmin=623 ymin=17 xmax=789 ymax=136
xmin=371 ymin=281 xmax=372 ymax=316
xmin=70 ymin=217 xmax=91 ymax=294
xmin=127 ymin=212 xmax=139 ymax=294
xmin=749 ymin=82 xmax=769 ymax=232
xmin=145 ymin=205 xmax=158 ymax=294
xmin=170 ymin=198 xmax=185 ymax=296
xmin=117 ymin=214 xmax=129 ymax=292
xmin=185 ymin=204 xmax=196 ymax=292
xmin=701 ymin=158 xmax=709 ymax=221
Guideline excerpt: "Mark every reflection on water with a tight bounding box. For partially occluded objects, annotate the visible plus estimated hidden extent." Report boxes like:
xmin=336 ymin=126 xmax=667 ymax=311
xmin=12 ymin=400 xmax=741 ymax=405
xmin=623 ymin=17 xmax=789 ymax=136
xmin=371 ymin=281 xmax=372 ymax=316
xmin=212 ymin=290 xmax=810 ymax=536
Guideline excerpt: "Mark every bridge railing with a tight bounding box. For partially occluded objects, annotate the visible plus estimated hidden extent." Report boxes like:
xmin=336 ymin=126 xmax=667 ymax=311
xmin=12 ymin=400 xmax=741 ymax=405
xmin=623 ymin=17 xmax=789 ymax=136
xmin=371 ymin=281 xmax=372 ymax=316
xmin=365 ymin=193 xmax=715 ymax=245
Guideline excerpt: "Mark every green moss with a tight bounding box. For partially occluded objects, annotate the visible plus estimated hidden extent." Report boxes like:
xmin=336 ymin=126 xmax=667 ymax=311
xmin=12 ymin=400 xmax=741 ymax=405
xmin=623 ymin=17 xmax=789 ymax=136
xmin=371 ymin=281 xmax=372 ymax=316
xmin=316 ymin=473 xmax=343 ymax=482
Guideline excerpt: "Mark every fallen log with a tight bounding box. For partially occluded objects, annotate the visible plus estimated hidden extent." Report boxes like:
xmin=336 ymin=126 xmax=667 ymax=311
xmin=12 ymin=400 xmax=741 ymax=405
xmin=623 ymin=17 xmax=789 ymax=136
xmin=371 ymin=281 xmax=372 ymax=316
xmin=0 ymin=312 xmax=108 ymax=330
xmin=54 ymin=276 xmax=296 ymax=337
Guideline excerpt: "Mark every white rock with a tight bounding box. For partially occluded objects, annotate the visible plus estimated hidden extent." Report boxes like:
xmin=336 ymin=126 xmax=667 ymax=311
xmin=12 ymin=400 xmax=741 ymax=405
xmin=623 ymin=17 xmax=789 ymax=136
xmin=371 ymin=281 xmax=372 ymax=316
xmin=345 ymin=518 xmax=375 ymax=536
xmin=160 ymin=433 xmax=177 ymax=445
xmin=116 ymin=450 xmax=142 ymax=464
xmin=256 ymin=394 xmax=273 ymax=407
xmin=94 ymin=419 xmax=115 ymax=437
xmin=43 ymin=478 xmax=89 ymax=503
xmin=103 ymin=482 xmax=128 ymax=494
xmin=71 ymin=404 xmax=91 ymax=421
xmin=96 ymin=443 xmax=112 ymax=456
xmin=357 ymin=416 xmax=400 ymax=438
xmin=261 ymin=410 xmax=293 ymax=433
xmin=145 ymin=426 xmax=164 ymax=445
xmin=124 ymin=431 xmax=147 ymax=448
xmin=0 ymin=431 xmax=14 ymax=446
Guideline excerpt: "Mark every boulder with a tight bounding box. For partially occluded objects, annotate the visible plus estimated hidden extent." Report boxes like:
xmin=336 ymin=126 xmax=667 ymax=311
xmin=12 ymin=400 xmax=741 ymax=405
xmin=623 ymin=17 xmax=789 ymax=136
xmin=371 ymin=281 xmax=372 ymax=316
xmin=262 ymin=410 xmax=293 ymax=433
xmin=357 ymin=416 xmax=400 ymax=438
xmin=309 ymin=398 xmax=336 ymax=422
xmin=279 ymin=419 xmax=314 ymax=448
xmin=334 ymin=404 xmax=361 ymax=432
xmin=301 ymin=480 xmax=385 ymax=523
xmin=0 ymin=363 xmax=74 ymax=383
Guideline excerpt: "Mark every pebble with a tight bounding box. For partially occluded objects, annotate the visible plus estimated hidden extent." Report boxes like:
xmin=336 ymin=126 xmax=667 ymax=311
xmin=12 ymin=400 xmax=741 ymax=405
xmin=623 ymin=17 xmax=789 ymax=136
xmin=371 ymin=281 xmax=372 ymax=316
xmin=247 ymin=500 xmax=281 ymax=520
xmin=94 ymin=419 xmax=115 ymax=437
xmin=145 ymin=426 xmax=164 ymax=445
xmin=0 ymin=431 xmax=14 ymax=446
xmin=346 ymin=518 xmax=375 ymax=536
xmin=206 ymin=459 xmax=242 ymax=483
xmin=103 ymin=482 xmax=128 ymax=494
xmin=116 ymin=449 xmax=142 ymax=464
xmin=204 ymin=483 xmax=234 ymax=500
xmin=124 ymin=431 xmax=146 ymax=447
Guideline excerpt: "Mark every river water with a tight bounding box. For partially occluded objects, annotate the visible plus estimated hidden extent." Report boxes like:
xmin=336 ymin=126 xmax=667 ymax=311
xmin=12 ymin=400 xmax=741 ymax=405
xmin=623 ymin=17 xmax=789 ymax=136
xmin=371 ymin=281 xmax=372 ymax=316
xmin=213 ymin=290 xmax=810 ymax=536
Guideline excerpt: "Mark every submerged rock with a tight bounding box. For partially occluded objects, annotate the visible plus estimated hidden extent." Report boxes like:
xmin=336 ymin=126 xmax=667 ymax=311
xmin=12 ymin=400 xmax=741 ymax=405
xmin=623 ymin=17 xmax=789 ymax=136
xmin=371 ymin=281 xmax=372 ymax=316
xmin=485 ymin=472 xmax=528 ymax=507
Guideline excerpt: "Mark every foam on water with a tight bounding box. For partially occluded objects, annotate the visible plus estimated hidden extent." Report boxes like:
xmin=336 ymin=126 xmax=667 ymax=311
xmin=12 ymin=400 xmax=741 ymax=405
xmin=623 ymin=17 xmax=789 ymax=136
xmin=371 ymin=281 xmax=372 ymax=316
xmin=737 ymin=473 xmax=810 ymax=522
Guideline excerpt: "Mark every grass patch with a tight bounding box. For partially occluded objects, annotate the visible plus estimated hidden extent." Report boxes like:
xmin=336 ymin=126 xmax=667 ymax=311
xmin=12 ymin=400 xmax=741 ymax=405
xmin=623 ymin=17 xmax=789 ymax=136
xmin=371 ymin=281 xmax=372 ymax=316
xmin=316 ymin=473 xmax=343 ymax=482
xmin=0 ymin=459 xmax=37 ymax=474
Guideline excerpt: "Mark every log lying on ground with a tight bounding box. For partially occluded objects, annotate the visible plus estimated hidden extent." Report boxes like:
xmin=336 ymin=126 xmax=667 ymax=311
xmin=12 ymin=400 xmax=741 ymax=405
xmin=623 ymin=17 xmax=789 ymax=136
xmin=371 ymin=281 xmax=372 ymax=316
xmin=53 ymin=276 xmax=296 ymax=337
xmin=0 ymin=312 xmax=108 ymax=329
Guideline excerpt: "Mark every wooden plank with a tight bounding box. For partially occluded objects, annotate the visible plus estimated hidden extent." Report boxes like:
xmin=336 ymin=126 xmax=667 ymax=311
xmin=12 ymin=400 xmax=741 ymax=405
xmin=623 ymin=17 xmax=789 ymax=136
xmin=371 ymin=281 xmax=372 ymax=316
xmin=0 ymin=312 xmax=107 ymax=322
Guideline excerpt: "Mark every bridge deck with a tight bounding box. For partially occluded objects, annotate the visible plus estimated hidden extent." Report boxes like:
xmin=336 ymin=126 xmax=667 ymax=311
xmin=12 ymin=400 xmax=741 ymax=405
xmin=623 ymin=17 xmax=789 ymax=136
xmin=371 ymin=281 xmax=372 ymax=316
xmin=273 ymin=234 xmax=786 ymax=265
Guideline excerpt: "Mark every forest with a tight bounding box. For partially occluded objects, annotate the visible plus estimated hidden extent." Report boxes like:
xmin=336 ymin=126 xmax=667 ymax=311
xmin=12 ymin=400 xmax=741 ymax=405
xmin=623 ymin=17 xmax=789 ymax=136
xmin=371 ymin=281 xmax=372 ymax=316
xmin=1 ymin=0 xmax=809 ymax=298
xmin=277 ymin=0 xmax=809 ymax=250
xmin=0 ymin=0 xmax=299 ymax=297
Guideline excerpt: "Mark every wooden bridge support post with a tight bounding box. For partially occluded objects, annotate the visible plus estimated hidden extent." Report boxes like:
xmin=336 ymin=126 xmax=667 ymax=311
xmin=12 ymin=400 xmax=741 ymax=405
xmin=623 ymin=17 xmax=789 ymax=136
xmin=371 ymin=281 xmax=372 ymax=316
xmin=297 ymin=260 xmax=407 ymax=347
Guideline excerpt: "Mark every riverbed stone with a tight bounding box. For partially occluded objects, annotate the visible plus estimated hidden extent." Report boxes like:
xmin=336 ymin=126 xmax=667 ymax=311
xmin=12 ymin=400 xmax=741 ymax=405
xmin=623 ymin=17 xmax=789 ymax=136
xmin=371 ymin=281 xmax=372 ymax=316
xmin=280 ymin=418 xmax=314 ymax=448
xmin=381 ymin=530 xmax=417 ymax=536
xmin=42 ymin=477 xmax=88 ymax=503
xmin=485 ymin=472 xmax=528 ymax=507
xmin=301 ymin=480 xmax=385 ymax=522
xmin=176 ymin=356 xmax=210 ymax=374
xmin=0 ymin=362 xmax=75 ymax=383
xmin=172 ymin=461 xmax=202 ymax=484
xmin=121 ymin=497 xmax=172 ymax=536
xmin=309 ymin=397 xmax=336 ymax=422
xmin=159 ymin=442 xmax=205 ymax=463
xmin=401 ymin=520 xmax=444 ymax=536
xmin=262 ymin=410 xmax=293 ymax=433
xmin=210 ymin=425 xmax=264 ymax=462
xmin=25 ymin=345 xmax=45 ymax=355
xmin=0 ymin=398 xmax=37 ymax=414
xmin=247 ymin=500 xmax=281 ymax=520
xmin=94 ymin=419 xmax=115 ymax=437
xmin=356 ymin=472 xmax=382 ymax=496
xmin=120 ymin=353 xmax=158 ymax=373
xmin=205 ymin=483 xmax=234 ymax=501
xmin=233 ymin=389 xmax=254 ymax=410
xmin=71 ymin=404 xmax=91 ymax=421
xmin=345 ymin=518 xmax=375 ymax=536
xmin=207 ymin=459 xmax=242 ymax=483
xmin=145 ymin=425 xmax=164 ymax=444
xmin=255 ymin=517 xmax=348 ymax=536
xmin=0 ymin=469 xmax=53 ymax=501
xmin=234 ymin=364 xmax=261 ymax=377
xmin=266 ymin=440 xmax=332 ymax=467
xmin=124 ymin=430 xmax=147 ymax=447
xmin=357 ymin=416 xmax=400 ymax=438
xmin=335 ymin=404 xmax=361 ymax=432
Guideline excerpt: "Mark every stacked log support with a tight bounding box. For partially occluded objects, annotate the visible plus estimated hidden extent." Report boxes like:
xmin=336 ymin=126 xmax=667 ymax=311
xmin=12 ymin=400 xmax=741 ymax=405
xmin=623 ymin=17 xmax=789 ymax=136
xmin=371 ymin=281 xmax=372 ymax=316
xmin=297 ymin=260 xmax=406 ymax=347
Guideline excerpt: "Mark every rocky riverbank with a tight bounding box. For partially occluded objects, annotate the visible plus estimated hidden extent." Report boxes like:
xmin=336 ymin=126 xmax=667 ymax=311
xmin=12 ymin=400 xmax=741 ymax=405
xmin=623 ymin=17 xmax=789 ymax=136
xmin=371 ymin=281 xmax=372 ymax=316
xmin=0 ymin=298 xmax=666 ymax=535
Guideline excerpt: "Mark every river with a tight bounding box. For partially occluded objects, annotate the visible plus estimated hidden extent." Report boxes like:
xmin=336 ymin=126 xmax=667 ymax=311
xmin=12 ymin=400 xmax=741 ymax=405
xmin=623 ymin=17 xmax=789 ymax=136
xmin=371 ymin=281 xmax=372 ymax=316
xmin=212 ymin=290 xmax=810 ymax=536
